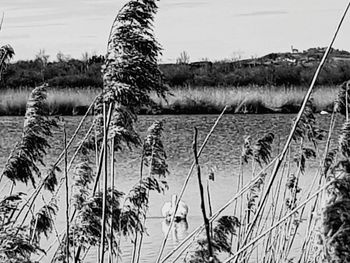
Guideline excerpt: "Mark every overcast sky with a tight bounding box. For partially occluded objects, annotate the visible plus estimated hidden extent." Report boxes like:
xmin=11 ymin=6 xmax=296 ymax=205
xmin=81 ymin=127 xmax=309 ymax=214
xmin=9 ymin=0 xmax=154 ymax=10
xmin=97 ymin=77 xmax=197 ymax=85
xmin=1 ymin=0 xmax=350 ymax=62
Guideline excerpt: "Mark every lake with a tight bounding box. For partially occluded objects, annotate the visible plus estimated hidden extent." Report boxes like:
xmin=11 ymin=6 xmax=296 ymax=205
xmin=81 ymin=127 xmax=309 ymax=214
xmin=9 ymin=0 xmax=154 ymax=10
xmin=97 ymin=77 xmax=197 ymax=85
xmin=0 ymin=113 xmax=343 ymax=262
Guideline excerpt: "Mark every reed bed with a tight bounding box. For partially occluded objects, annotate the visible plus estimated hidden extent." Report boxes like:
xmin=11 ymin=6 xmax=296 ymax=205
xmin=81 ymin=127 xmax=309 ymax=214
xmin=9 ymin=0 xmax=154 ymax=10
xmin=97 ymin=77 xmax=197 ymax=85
xmin=152 ymin=85 xmax=338 ymax=114
xmin=0 ymin=85 xmax=338 ymax=116
xmin=0 ymin=87 xmax=100 ymax=115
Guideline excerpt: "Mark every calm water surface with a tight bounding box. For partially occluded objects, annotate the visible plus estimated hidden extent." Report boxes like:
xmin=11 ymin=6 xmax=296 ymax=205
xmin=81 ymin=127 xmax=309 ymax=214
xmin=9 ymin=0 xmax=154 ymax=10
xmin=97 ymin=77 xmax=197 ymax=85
xmin=0 ymin=114 xmax=343 ymax=262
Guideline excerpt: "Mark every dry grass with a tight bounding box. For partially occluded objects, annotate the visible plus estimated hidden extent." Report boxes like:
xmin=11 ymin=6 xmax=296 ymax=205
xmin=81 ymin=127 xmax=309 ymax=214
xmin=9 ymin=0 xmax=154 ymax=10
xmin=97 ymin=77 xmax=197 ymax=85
xmin=0 ymin=87 xmax=100 ymax=115
xmin=152 ymin=85 xmax=337 ymax=114
xmin=0 ymin=85 xmax=338 ymax=115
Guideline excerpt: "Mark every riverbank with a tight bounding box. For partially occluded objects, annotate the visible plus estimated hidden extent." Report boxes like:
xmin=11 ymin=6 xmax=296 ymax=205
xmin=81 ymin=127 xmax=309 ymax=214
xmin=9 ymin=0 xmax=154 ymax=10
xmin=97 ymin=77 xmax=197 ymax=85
xmin=0 ymin=85 xmax=337 ymax=115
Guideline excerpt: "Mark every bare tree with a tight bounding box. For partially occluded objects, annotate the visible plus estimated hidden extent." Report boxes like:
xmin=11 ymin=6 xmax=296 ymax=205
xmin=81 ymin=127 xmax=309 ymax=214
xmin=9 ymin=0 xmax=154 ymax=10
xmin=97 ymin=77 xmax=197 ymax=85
xmin=35 ymin=49 xmax=49 ymax=82
xmin=56 ymin=51 xmax=70 ymax=62
xmin=231 ymin=50 xmax=243 ymax=62
xmin=176 ymin=51 xmax=190 ymax=64
xmin=81 ymin=51 xmax=91 ymax=72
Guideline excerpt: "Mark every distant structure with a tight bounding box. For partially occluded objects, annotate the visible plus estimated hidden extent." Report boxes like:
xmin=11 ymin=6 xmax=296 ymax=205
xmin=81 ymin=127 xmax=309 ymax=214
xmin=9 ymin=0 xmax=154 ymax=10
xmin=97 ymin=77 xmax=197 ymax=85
xmin=291 ymin=45 xmax=299 ymax=53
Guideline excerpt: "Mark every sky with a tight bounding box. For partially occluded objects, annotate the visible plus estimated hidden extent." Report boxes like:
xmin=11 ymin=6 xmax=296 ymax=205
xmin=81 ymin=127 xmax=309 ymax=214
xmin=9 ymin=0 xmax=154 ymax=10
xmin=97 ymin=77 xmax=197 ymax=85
xmin=1 ymin=0 xmax=350 ymax=62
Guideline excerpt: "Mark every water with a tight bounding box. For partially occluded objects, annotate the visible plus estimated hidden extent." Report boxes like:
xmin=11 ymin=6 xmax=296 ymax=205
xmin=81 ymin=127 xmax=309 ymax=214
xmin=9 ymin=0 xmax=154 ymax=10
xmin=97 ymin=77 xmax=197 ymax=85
xmin=0 ymin=114 xmax=343 ymax=262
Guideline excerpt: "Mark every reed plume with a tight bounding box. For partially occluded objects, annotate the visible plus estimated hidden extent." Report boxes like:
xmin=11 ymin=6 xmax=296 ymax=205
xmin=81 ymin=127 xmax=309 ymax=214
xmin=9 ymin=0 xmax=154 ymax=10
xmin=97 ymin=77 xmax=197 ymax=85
xmin=335 ymin=80 xmax=350 ymax=116
xmin=241 ymin=136 xmax=252 ymax=164
xmin=185 ymin=215 xmax=240 ymax=262
xmin=0 ymin=226 xmax=43 ymax=262
xmin=1 ymin=84 xmax=58 ymax=187
xmin=108 ymin=104 xmax=141 ymax=150
xmin=293 ymin=99 xmax=324 ymax=147
xmin=0 ymin=192 xmax=25 ymax=226
xmin=294 ymin=147 xmax=316 ymax=174
xmin=29 ymin=199 xmax=58 ymax=245
xmin=0 ymin=44 xmax=14 ymax=79
xmin=102 ymin=0 xmax=166 ymax=111
xmin=323 ymin=148 xmax=338 ymax=177
xmin=71 ymin=160 xmax=94 ymax=210
xmin=54 ymin=188 xmax=126 ymax=262
xmin=252 ymin=132 xmax=274 ymax=166
xmin=247 ymin=173 xmax=267 ymax=214
xmin=43 ymin=165 xmax=61 ymax=193
xmin=142 ymin=121 xmax=168 ymax=181
xmin=339 ymin=121 xmax=350 ymax=158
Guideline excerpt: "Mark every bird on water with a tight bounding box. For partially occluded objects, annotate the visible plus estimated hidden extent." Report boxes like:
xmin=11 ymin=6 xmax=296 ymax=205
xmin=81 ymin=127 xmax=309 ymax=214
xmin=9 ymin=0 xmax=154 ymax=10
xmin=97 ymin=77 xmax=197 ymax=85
xmin=161 ymin=194 xmax=188 ymax=222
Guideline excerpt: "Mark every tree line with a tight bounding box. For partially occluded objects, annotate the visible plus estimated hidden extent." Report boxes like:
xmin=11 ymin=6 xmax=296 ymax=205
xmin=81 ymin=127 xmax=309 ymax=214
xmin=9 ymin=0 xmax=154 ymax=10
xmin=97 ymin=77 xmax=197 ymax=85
xmin=2 ymin=49 xmax=350 ymax=89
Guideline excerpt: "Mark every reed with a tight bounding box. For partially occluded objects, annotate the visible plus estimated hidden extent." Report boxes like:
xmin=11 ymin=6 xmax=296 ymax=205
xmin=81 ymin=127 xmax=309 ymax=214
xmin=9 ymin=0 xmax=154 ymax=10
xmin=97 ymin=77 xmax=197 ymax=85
xmin=0 ymin=44 xmax=14 ymax=79
xmin=151 ymin=85 xmax=338 ymax=114
xmin=0 ymin=85 xmax=339 ymax=116
xmin=0 ymin=87 xmax=99 ymax=116
xmin=192 ymin=127 xmax=214 ymax=261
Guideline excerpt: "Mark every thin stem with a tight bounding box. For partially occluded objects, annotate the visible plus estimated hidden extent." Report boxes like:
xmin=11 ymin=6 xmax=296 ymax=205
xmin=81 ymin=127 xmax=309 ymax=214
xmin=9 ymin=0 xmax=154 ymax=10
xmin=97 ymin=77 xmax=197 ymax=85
xmin=56 ymin=95 xmax=98 ymax=167
xmin=135 ymin=141 xmax=156 ymax=263
xmin=0 ymin=12 xmax=4 ymax=31
xmin=99 ymin=102 xmax=109 ymax=263
xmin=346 ymin=81 xmax=349 ymax=122
xmin=193 ymin=127 xmax=214 ymax=261
xmin=108 ymin=139 xmax=115 ymax=263
xmin=92 ymin=102 xmax=114 ymax=194
xmin=207 ymin=179 xmax=213 ymax=238
xmin=64 ymin=123 xmax=70 ymax=263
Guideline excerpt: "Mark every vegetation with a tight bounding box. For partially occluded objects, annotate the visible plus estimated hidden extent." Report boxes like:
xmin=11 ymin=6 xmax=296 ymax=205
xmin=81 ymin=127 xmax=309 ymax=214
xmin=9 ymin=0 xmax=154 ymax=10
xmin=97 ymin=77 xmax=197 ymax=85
xmin=2 ymin=47 xmax=350 ymax=89
xmin=0 ymin=85 xmax=339 ymax=115
xmin=1 ymin=0 xmax=350 ymax=263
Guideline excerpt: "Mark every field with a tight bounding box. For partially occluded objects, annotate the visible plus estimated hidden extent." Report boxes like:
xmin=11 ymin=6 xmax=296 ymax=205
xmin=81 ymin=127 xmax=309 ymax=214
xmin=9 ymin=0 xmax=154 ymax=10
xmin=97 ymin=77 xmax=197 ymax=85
xmin=0 ymin=85 xmax=338 ymax=115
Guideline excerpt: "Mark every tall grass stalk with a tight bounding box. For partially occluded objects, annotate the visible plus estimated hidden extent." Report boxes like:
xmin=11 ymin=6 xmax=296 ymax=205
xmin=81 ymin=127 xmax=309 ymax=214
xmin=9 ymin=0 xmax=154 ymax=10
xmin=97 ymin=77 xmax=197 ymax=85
xmin=92 ymin=103 xmax=113 ymax=194
xmin=64 ymin=123 xmax=70 ymax=263
xmin=108 ymin=138 xmax=115 ymax=263
xmin=193 ymin=127 xmax=214 ymax=260
xmin=99 ymin=103 xmax=109 ymax=263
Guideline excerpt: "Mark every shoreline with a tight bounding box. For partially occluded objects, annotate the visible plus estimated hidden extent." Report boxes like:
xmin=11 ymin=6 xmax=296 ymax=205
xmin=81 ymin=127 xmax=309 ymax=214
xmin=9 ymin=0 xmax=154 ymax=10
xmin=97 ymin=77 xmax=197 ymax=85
xmin=0 ymin=85 xmax=337 ymax=116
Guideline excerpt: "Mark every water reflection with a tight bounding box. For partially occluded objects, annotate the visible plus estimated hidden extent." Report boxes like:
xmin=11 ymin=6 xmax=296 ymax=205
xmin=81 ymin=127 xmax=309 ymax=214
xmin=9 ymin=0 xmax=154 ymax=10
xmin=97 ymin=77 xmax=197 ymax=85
xmin=161 ymin=219 xmax=189 ymax=242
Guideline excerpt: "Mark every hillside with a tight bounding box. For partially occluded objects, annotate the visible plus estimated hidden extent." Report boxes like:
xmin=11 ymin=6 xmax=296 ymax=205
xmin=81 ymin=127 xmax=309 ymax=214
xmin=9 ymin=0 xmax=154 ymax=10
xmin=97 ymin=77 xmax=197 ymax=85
xmin=1 ymin=47 xmax=350 ymax=89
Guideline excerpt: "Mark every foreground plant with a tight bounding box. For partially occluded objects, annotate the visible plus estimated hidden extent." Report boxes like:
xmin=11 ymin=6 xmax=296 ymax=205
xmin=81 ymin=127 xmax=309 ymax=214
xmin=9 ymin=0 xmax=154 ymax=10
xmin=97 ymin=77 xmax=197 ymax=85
xmin=0 ymin=84 xmax=58 ymax=262
xmin=1 ymin=84 xmax=58 ymax=186
xmin=51 ymin=0 xmax=168 ymax=262
xmin=0 ymin=44 xmax=14 ymax=79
